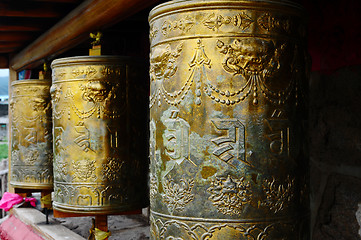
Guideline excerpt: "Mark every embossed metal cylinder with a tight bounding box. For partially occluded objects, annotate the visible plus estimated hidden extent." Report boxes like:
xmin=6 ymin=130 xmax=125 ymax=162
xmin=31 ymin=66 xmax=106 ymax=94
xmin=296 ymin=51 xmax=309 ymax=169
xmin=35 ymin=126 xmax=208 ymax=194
xmin=10 ymin=79 xmax=53 ymax=189
xmin=149 ymin=0 xmax=310 ymax=239
xmin=51 ymin=56 xmax=148 ymax=214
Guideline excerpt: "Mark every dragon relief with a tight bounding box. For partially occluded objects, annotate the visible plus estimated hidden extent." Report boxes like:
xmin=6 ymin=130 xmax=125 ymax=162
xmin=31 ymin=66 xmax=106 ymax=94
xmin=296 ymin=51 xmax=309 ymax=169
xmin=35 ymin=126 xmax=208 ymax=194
xmin=149 ymin=43 xmax=183 ymax=107
xmin=74 ymin=80 xmax=121 ymax=119
xmin=161 ymin=176 xmax=194 ymax=215
xmin=150 ymin=43 xmax=183 ymax=82
xmin=207 ymin=175 xmax=251 ymax=216
xmin=207 ymin=38 xmax=295 ymax=105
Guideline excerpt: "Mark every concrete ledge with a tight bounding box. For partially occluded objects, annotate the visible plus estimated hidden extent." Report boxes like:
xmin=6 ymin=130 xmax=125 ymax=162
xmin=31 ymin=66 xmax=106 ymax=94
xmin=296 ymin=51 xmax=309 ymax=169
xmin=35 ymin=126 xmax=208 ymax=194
xmin=11 ymin=208 xmax=85 ymax=240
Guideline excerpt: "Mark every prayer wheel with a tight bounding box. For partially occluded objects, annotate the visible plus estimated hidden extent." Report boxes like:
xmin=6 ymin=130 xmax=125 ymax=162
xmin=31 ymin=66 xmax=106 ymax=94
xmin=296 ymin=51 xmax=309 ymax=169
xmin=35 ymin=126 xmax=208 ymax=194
xmin=51 ymin=56 xmax=148 ymax=214
xmin=10 ymin=79 xmax=53 ymax=189
xmin=149 ymin=0 xmax=310 ymax=239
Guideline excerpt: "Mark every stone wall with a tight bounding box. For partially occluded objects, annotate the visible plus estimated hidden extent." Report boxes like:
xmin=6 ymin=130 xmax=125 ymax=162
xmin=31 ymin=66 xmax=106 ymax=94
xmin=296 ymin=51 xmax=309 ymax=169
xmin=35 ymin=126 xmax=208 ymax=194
xmin=309 ymin=66 xmax=361 ymax=239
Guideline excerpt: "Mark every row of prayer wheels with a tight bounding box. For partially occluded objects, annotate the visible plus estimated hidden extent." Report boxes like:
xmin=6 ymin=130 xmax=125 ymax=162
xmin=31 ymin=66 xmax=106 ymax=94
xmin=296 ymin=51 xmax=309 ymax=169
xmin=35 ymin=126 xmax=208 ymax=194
xmin=9 ymin=0 xmax=310 ymax=239
xmin=10 ymin=56 xmax=149 ymax=214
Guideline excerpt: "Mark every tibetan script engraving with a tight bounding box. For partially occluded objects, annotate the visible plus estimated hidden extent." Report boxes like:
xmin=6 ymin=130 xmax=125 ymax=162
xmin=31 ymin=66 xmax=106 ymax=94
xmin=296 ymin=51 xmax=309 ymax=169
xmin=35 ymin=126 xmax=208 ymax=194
xmin=211 ymin=119 xmax=247 ymax=167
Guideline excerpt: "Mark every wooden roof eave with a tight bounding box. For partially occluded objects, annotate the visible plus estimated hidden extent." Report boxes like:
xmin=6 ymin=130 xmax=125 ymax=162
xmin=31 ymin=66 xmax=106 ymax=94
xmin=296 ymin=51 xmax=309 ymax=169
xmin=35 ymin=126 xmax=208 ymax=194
xmin=10 ymin=0 xmax=160 ymax=71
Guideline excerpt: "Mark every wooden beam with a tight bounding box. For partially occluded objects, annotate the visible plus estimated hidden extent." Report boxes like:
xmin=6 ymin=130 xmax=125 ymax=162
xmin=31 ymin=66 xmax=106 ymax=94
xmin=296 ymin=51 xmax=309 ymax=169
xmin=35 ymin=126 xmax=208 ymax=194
xmin=0 ymin=48 xmax=19 ymax=54
xmin=0 ymin=42 xmax=22 ymax=48
xmin=0 ymin=24 xmax=43 ymax=32
xmin=10 ymin=0 xmax=161 ymax=71
xmin=0 ymin=3 xmax=62 ymax=18
xmin=0 ymin=32 xmax=35 ymax=42
xmin=0 ymin=55 xmax=8 ymax=68
xmin=24 ymin=0 xmax=80 ymax=2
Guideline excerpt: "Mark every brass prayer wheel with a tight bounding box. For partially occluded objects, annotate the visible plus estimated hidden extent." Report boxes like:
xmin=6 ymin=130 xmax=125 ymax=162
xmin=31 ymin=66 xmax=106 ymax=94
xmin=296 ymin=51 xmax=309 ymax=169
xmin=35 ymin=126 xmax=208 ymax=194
xmin=10 ymin=79 xmax=53 ymax=189
xmin=51 ymin=56 xmax=148 ymax=214
xmin=149 ymin=0 xmax=310 ymax=239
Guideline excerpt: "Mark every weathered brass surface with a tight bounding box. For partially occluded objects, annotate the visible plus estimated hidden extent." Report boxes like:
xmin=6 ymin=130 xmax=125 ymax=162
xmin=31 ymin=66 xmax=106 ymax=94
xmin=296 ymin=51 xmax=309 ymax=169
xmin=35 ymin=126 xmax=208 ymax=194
xmin=51 ymin=56 xmax=148 ymax=214
xmin=149 ymin=0 xmax=310 ymax=239
xmin=10 ymin=79 xmax=53 ymax=189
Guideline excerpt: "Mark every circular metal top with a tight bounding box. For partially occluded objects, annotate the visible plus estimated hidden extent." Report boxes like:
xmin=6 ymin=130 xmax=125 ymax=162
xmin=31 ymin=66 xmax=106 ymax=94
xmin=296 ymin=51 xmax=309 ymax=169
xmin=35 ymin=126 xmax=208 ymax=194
xmin=11 ymin=79 xmax=51 ymax=87
xmin=51 ymin=55 xmax=140 ymax=68
xmin=149 ymin=0 xmax=305 ymax=22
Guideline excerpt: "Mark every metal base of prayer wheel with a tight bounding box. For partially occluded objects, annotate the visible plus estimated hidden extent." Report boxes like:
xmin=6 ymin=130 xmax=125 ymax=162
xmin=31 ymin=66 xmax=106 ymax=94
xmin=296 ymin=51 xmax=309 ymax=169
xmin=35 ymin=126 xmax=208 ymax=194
xmin=10 ymin=79 xmax=53 ymax=190
xmin=51 ymin=56 xmax=148 ymax=214
xmin=149 ymin=0 xmax=310 ymax=239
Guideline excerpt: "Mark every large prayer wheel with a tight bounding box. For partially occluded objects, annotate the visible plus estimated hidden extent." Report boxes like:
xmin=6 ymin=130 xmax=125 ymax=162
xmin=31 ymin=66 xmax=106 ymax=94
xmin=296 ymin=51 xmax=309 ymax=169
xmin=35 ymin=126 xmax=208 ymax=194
xmin=51 ymin=56 xmax=148 ymax=214
xmin=149 ymin=0 xmax=310 ymax=239
xmin=10 ymin=79 xmax=53 ymax=189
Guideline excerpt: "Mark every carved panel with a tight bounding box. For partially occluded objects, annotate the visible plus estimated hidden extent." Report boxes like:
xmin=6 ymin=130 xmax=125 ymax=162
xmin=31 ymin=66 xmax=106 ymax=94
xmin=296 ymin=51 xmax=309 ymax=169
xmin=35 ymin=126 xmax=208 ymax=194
xmin=208 ymin=175 xmax=251 ymax=215
xmin=161 ymin=176 xmax=194 ymax=215
xmin=51 ymin=56 xmax=148 ymax=214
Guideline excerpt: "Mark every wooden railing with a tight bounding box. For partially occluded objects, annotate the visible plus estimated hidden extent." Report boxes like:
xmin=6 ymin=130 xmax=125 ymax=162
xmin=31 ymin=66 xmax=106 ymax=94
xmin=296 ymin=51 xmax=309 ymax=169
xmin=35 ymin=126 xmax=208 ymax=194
xmin=0 ymin=169 xmax=8 ymax=218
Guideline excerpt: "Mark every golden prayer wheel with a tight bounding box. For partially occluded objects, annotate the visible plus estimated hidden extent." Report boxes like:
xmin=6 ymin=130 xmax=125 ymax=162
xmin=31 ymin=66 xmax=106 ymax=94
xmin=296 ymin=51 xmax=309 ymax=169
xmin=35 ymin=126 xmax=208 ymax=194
xmin=10 ymin=79 xmax=53 ymax=189
xmin=149 ymin=0 xmax=310 ymax=239
xmin=51 ymin=56 xmax=148 ymax=214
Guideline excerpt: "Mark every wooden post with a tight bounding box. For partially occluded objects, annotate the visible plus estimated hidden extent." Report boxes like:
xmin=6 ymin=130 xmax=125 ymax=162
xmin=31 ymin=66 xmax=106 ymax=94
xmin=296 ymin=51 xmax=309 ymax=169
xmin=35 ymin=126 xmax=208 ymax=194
xmin=95 ymin=215 xmax=108 ymax=240
xmin=8 ymin=67 xmax=16 ymax=194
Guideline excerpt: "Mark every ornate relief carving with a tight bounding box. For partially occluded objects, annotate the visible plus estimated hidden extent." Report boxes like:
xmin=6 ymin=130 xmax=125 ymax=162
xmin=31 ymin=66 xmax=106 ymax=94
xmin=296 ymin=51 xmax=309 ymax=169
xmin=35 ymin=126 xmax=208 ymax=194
xmin=72 ymin=66 xmax=97 ymax=78
xmin=149 ymin=43 xmax=183 ymax=107
xmin=211 ymin=119 xmax=248 ymax=167
xmin=74 ymin=122 xmax=93 ymax=152
xmin=54 ymin=157 xmax=68 ymax=181
xmin=264 ymin=109 xmax=290 ymax=156
xmin=161 ymin=176 xmax=194 ymax=214
xmin=261 ymin=176 xmax=295 ymax=213
xmin=189 ymin=39 xmax=211 ymax=105
xmin=150 ymin=43 xmax=183 ymax=82
xmin=257 ymin=13 xmax=291 ymax=33
xmin=53 ymin=68 xmax=67 ymax=81
xmin=150 ymin=39 xmax=211 ymax=107
xmin=162 ymin=16 xmax=195 ymax=36
xmin=149 ymin=174 xmax=158 ymax=206
xmin=72 ymin=159 xmax=97 ymax=181
xmin=163 ymin=110 xmax=193 ymax=165
xmin=211 ymin=38 xmax=294 ymax=105
xmin=11 ymin=150 xmax=20 ymax=165
xmin=101 ymin=157 xmax=123 ymax=182
xmin=207 ymin=175 xmax=251 ymax=215
xmin=149 ymin=24 xmax=158 ymax=42
xmin=24 ymin=149 xmax=39 ymax=165
xmin=203 ymin=12 xmax=253 ymax=31
xmin=150 ymin=213 xmax=288 ymax=240
xmin=100 ymin=66 xmax=122 ymax=77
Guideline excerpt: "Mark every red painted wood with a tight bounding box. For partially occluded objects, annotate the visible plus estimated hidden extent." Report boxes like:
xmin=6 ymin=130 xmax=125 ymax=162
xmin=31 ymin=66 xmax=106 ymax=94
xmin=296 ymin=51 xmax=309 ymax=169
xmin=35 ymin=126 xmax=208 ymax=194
xmin=0 ymin=215 xmax=44 ymax=240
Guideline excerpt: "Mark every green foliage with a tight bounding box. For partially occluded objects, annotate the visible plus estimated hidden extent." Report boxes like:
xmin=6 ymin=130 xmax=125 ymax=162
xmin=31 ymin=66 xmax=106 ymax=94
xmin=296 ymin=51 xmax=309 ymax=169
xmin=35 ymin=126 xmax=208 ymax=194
xmin=0 ymin=144 xmax=8 ymax=159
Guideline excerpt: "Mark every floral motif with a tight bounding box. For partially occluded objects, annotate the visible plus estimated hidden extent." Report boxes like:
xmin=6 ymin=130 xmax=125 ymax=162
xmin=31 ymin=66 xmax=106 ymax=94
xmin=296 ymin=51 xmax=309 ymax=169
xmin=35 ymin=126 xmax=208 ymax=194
xmin=161 ymin=176 xmax=194 ymax=214
xmin=261 ymin=176 xmax=295 ymax=213
xmin=11 ymin=150 xmax=20 ymax=165
xmin=149 ymin=24 xmax=158 ymax=41
xmin=24 ymin=149 xmax=39 ymax=165
xmin=207 ymin=175 xmax=251 ymax=215
xmin=102 ymin=157 xmax=123 ymax=181
xmin=72 ymin=160 xmax=96 ymax=181
xmin=54 ymin=157 xmax=68 ymax=181
xmin=149 ymin=174 xmax=158 ymax=206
